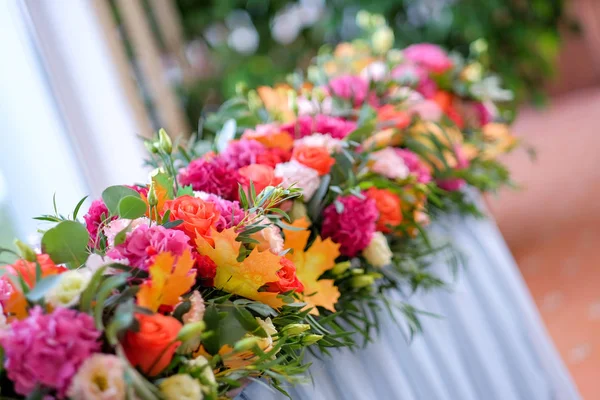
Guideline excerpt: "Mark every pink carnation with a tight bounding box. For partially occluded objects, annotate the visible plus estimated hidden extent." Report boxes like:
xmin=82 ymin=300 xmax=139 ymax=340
xmin=392 ymin=64 xmax=437 ymax=98
xmin=0 ymin=306 xmax=100 ymax=397
xmin=205 ymin=194 xmax=246 ymax=231
xmin=403 ymin=43 xmax=453 ymax=74
xmin=83 ymin=200 xmax=114 ymax=245
xmin=107 ymin=224 xmax=192 ymax=270
xmin=177 ymin=157 xmax=241 ymax=200
xmin=395 ymin=149 xmax=432 ymax=184
xmin=220 ymin=139 xmax=266 ymax=169
xmin=437 ymin=145 xmax=469 ymax=191
xmin=327 ymin=75 xmax=371 ymax=106
xmin=321 ymin=195 xmax=378 ymax=257
xmin=282 ymin=115 xmax=356 ymax=140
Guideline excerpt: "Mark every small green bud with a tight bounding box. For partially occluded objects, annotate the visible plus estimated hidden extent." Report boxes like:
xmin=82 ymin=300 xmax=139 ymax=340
xmin=281 ymin=323 xmax=311 ymax=337
xmin=350 ymin=268 xmax=365 ymax=275
xmin=176 ymin=321 xmax=206 ymax=342
xmin=233 ymin=336 xmax=260 ymax=352
xmin=301 ymin=334 xmax=324 ymax=346
xmin=147 ymin=182 xmax=159 ymax=207
xmin=331 ymin=261 xmax=351 ymax=275
xmin=350 ymin=275 xmax=375 ymax=289
xmin=14 ymin=239 xmax=37 ymax=262
xmin=158 ymin=128 xmax=173 ymax=154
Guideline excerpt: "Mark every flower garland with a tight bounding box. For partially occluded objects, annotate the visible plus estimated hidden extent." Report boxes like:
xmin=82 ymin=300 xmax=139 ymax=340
xmin=0 ymin=32 xmax=518 ymax=400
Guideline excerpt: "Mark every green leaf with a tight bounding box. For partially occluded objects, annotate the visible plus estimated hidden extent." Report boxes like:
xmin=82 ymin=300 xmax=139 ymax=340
xmin=106 ymin=298 xmax=135 ymax=344
xmin=94 ymin=273 xmax=130 ymax=330
xmin=346 ymin=121 xmax=376 ymax=143
xmin=202 ymin=305 xmax=221 ymax=355
xmin=177 ymin=185 xmax=194 ymax=197
xmin=233 ymin=306 xmax=267 ymax=337
xmin=215 ymin=119 xmax=237 ymax=152
xmin=117 ymin=195 xmax=147 ymax=219
xmin=41 ymin=220 xmax=90 ymax=266
xmin=102 ymin=186 xmax=140 ymax=215
xmin=79 ymin=266 xmax=108 ymax=312
xmin=163 ymin=219 xmax=183 ymax=229
xmin=72 ymin=195 xmax=89 ymax=220
xmin=25 ymin=274 xmax=62 ymax=302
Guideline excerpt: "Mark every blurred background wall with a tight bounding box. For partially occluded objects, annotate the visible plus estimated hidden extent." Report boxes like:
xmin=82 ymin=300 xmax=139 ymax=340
xmin=1 ymin=0 xmax=599 ymax=397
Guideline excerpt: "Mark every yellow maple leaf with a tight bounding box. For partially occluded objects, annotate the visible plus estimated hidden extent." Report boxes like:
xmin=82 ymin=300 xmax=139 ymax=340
xmin=283 ymin=218 xmax=340 ymax=314
xmin=196 ymin=228 xmax=284 ymax=308
xmin=137 ymin=250 xmax=196 ymax=312
xmin=257 ymin=85 xmax=296 ymax=123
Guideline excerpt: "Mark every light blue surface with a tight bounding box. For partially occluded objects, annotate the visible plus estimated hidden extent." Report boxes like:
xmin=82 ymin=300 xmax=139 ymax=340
xmin=237 ymin=202 xmax=580 ymax=400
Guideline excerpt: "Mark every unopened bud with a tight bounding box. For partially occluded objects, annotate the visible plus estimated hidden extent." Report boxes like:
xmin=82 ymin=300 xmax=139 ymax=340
xmin=147 ymin=183 xmax=159 ymax=207
xmin=233 ymin=337 xmax=260 ymax=352
xmin=351 ymin=275 xmax=375 ymax=289
xmin=158 ymin=129 xmax=173 ymax=154
xmin=176 ymin=321 xmax=206 ymax=342
xmin=301 ymin=334 xmax=323 ymax=346
xmin=281 ymin=324 xmax=311 ymax=337
xmin=14 ymin=239 xmax=37 ymax=262
xmin=331 ymin=261 xmax=351 ymax=275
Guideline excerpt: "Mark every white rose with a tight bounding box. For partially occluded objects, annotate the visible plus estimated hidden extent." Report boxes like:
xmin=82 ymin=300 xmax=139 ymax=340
xmin=362 ymin=232 xmax=393 ymax=268
xmin=159 ymin=374 xmax=203 ymax=400
xmin=45 ymin=270 xmax=92 ymax=308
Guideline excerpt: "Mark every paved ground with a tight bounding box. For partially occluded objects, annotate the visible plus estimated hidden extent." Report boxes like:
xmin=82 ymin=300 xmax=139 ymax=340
xmin=488 ymin=86 xmax=600 ymax=399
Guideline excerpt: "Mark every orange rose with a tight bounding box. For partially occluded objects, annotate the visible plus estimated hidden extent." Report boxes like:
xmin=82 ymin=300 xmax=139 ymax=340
xmin=366 ymin=188 xmax=403 ymax=233
xmin=377 ymin=104 xmax=410 ymax=130
xmin=163 ymin=196 xmax=221 ymax=244
xmin=238 ymin=164 xmax=282 ymax=195
xmin=122 ymin=313 xmax=181 ymax=376
xmin=292 ymin=146 xmax=335 ymax=176
xmin=2 ymin=254 xmax=66 ymax=320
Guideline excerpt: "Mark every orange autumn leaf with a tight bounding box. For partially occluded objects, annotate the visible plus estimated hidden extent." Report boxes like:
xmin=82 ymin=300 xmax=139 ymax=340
xmin=137 ymin=250 xmax=196 ymax=312
xmin=196 ymin=228 xmax=283 ymax=307
xmin=283 ymin=218 xmax=340 ymax=314
xmin=257 ymin=85 xmax=296 ymax=123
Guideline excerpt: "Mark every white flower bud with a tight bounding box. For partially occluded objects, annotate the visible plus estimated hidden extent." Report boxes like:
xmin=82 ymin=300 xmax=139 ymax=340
xmin=362 ymin=232 xmax=393 ymax=268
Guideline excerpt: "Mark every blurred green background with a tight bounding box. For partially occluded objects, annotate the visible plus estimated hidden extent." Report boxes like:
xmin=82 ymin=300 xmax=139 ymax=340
xmin=175 ymin=0 xmax=573 ymax=127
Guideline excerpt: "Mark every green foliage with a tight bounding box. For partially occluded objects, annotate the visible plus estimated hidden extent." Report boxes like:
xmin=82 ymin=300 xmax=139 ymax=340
xmin=41 ymin=220 xmax=90 ymax=266
xmin=176 ymin=0 xmax=572 ymax=124
xmin=102 ymin=186 xmax=141 ymax=215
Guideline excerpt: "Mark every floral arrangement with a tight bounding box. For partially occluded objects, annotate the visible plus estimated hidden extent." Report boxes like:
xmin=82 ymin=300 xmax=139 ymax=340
xmin=0 ymin=23 xmax=518 ymax=400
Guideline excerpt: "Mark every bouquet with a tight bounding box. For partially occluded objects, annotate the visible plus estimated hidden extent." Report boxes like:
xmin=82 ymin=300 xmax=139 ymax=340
xmin=0 ymin=21 xmax=518 ymax=400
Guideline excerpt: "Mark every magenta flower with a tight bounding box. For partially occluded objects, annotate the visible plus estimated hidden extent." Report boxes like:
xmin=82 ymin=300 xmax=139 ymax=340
xmin=282 ymin=115 xmax=356 ymax=140
xmin=327 ymin=75 xmax=371 ymax=106
xmin=83 ymin=199 xmax=114 ymax=245
xmin=205 ymin=194 xmax=246 ymax=231
xmin=107 ymin=224 xmax=192 ymax=270
xmin=395 ymin=149 xmax=432 ymax=184
xmin=220 ymin=139 xmax=266 ymax=169
xmin=177 ymin=157 xmax=241 ymax=200
xmin=321 ymin=195 xmax=378 ymax=257
xmin=0 ymin=306 xmax=100 ymax=397
xmin=403 ymin=43 xmax=453 ymax=74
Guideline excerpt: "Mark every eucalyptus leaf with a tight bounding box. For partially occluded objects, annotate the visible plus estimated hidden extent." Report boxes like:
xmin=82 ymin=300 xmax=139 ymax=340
xmin=25 ymin=274 xmax=62 ymax=302
xmin=117 ymin=195 xmax=147 ymax=219
xmin=102 ymin=186 xmax=140 ymax=215
xmin=41 ymin=220 xmax=90 ymax=266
